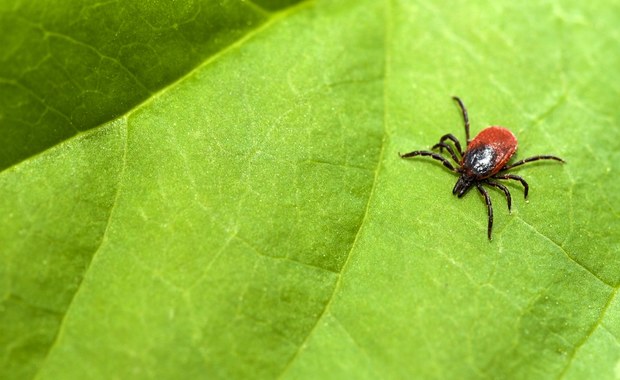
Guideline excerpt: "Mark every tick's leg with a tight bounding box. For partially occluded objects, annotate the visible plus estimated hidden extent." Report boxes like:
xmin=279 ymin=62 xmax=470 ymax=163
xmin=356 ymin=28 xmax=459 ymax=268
xmin=494 ymin=174 xmax=529 ymax=198
xmin=452 ymin=96 xmax=471 ymax=145
xmin=486 ymin=181 xmax=512 ymax=212
xmin=399 ymin=150 xmax=457 ymax=172
xmin=501 ymin=155 xmax=565 ymax=171
xmin=432 ymin=142 xmax=460 ymax=163
xmin=437 ymin=134 xmax=463 ymax=156
xmin=476 ymin=183 xmax=493 ymax=241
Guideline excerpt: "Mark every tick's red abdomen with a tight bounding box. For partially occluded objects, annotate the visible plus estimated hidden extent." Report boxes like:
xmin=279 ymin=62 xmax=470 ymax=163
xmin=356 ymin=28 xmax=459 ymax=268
xmin=461 ymin=126 xmax=517 ymax=179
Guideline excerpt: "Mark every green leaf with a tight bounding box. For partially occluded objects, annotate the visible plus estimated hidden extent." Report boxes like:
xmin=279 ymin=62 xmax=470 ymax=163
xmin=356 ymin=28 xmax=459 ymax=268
xmin=2 ymin=0 xmax=619 ymax=379
xmin=0 ymin=0 xmax=299 ymax=170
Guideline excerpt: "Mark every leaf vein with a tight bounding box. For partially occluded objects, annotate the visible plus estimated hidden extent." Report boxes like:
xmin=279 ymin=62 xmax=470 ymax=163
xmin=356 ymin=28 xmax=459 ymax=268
xmin=235 ymin=235 xmax=339 ymax=275
xmin=276 ymin=0 xmax=391 ymax=376
xmin=515 ymin=217 xmax=612 ymax=288
xmin=33 ymin=119 xmax=129 ymax=379
xmin=16 ymin=16 xmax=153 ymax=96
xmin=557 ymin=286 xmax=619 ymax=379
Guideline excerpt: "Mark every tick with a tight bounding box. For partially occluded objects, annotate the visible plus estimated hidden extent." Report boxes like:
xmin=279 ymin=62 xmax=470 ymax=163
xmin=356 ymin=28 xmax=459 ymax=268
xmin=399 ymin=96 xmax=565 ymax=240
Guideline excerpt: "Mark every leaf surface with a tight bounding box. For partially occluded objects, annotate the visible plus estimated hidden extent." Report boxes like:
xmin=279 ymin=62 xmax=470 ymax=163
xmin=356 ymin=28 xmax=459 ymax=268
xmin=1 ymin=0 xmax=619 ymax=379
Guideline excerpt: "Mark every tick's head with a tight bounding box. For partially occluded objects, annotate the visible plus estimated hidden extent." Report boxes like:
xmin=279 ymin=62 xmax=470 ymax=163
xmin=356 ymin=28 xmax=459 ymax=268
xmin=453 ymin=174 xmax=474 ymax=198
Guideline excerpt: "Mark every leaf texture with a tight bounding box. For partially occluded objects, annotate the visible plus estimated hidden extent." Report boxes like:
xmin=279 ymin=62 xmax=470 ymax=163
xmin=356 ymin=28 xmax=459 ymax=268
xmin=1 ymin=0 xmax=619 ymax=379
